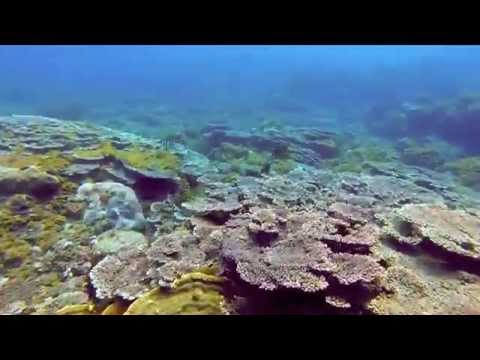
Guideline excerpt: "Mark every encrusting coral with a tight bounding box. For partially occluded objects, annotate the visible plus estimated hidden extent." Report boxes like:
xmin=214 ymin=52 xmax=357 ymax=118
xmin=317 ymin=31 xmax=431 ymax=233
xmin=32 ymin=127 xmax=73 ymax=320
xmin=124 ymin=267 xmax=227 ymax=315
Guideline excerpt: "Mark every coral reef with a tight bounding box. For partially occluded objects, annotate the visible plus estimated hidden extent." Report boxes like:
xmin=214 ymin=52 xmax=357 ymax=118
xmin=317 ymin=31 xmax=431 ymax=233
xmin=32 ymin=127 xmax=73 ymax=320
xmin=400 ymin=145 xmax=443 ymax=169
xmin=181 ymin=195 xmax=243 ymax=223
xmin=1 ymin=112 xmax=480 ymax=315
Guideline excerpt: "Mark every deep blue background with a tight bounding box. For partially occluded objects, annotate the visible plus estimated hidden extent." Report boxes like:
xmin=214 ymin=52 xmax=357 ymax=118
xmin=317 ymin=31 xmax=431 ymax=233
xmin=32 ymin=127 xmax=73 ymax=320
xmin=0 ymin=45 xmax=479 ymax=111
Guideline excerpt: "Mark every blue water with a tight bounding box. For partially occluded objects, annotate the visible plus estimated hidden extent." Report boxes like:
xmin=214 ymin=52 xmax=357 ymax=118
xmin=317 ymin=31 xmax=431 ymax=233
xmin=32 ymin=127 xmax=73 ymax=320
xmin=1 ymin=45 xmax=479 ymax=110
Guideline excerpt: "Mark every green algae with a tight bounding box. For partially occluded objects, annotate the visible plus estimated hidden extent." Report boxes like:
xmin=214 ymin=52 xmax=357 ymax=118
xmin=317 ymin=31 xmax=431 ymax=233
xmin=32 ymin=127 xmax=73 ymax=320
xmin=271 ymin=159 xmax=297 ymax=174
xmin=74 ymin=142 xmax=181 ymax=172
xmin=331 ymin=144 xmax=394 ymax=174
xmin=0 ymin=150 xmax=72 ymax=174
xmin=400 ymin=145 xmax=443 ymax=169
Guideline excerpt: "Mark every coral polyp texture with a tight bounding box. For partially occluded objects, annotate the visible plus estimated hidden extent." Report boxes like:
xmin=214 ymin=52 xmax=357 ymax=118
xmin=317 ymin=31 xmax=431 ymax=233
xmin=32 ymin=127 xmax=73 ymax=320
xmin=0 ymin=110 xmax=480 ymax=315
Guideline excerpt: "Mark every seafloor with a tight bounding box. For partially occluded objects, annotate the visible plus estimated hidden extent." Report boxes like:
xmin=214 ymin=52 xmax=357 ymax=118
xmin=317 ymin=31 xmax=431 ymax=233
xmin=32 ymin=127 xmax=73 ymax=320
xmin=1 ymin=97 xmax=480 ymax=315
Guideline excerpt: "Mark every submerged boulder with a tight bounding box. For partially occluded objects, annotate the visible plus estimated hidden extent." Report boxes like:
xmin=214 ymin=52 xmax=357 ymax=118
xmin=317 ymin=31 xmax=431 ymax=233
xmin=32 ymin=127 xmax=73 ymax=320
xmin=76 ymin=182 xmax=146 ymax=233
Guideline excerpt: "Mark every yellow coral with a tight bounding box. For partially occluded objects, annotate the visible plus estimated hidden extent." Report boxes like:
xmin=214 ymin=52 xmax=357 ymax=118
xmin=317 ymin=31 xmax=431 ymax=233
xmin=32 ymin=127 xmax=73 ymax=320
xmin=124 ymin=287 xmax=226 ymax=315
xmin=172 ymin=271 xmax=224 ymax=289
xmin=56 ymin=304 xmax=96 ymax=315
xmin=124 ymin=267 xmax=227 ymax=315
xmin=101 ymin=301 xmax=129 ymax=315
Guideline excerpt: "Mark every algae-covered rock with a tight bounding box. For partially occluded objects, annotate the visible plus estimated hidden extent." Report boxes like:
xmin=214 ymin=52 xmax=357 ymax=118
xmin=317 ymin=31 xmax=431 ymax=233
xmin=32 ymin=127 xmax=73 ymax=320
xmin=94 ymin=229 xmax=148 ymax=255
xmin=0 ymin=165 xmax=60 ymax=198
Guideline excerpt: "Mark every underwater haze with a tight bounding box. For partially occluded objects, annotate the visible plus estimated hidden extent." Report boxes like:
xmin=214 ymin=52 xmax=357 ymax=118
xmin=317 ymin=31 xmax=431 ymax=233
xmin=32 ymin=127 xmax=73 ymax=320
xmin=1 ymin=45 xmax=480 ymax=112
xmin=1 ymin=45 xmax=480 ymax=315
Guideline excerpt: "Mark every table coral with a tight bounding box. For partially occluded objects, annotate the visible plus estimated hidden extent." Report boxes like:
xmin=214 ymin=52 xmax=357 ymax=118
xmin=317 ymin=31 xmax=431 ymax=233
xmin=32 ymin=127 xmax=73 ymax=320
xmin=221 ymin=206 xmax=385 ymax=297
